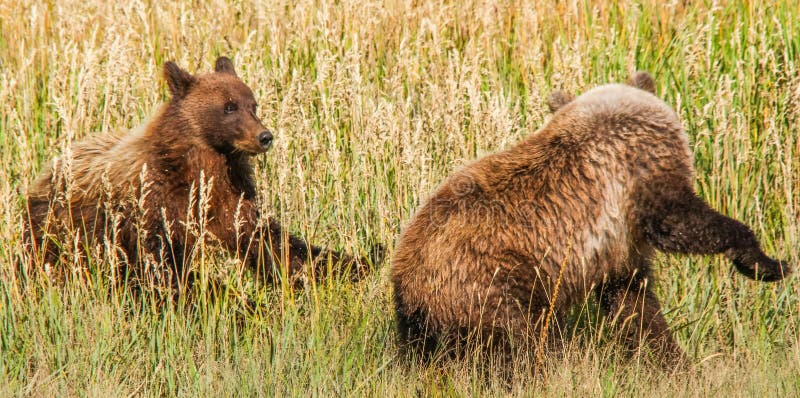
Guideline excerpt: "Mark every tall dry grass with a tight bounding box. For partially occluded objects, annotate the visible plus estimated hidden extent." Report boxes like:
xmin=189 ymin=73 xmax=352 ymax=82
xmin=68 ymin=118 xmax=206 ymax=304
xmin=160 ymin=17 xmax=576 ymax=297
xmin=0 ymin=0 xmax=798 ymax=395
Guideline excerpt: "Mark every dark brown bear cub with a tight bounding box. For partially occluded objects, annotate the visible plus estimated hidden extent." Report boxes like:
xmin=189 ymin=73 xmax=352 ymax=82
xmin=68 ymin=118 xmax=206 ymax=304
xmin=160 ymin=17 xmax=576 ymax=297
xmin=26 ymin=57 xmax=367 ymax=288
xmin=391 ymin=72 xmax=790 ymax=367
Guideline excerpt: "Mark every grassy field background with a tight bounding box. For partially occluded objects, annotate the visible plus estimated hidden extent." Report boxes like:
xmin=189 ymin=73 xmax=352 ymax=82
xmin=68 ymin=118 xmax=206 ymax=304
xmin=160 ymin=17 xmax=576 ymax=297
xmin=1 ymin=0 xmax=799 ymax=396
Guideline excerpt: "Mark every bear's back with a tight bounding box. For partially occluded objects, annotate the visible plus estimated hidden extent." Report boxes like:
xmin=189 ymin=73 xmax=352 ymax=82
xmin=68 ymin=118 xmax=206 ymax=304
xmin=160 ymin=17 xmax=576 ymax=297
xmin=392 ymin=82 xmax=692 ymax=328
xmin=28 ymin=124 xmax=149 ymax=206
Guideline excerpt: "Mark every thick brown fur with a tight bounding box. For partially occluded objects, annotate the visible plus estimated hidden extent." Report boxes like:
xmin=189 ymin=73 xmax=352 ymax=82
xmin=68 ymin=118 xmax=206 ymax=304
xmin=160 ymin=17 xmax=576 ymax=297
xmin=26 ymin=57 xmax=371 ymax=290
xmin=391 ymin=72 xmax=790 ymax=367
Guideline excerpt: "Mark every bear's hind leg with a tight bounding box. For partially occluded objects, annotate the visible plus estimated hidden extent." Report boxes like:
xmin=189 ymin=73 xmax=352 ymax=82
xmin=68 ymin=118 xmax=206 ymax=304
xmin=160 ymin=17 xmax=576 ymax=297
xmin=596 ymin=273 xmax=685 ymax=367
xmin=395 ymin=304 xmax=440 ymax=361
xmin=638 ymin=181 xmax=789 ymax=281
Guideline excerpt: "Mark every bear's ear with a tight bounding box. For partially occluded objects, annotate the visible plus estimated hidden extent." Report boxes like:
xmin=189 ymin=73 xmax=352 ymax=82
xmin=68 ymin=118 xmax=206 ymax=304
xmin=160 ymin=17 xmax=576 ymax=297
xmin=163 ymin=61 xmax=196 ymax=100
xmin=215 ymin=56 xmax=237 ymax=76
xmin=546 ymin=90 xmax=574 ymax=113
xmin=627 ymin=71 xmax=656 ymax=94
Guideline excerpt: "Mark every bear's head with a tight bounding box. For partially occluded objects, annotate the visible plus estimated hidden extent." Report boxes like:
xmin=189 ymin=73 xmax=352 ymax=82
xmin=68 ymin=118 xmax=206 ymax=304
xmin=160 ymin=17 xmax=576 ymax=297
xmin=162 ymin=57 xmax=273 ymax=155
xmin=546 ymin=71 xmax=657 ymax=113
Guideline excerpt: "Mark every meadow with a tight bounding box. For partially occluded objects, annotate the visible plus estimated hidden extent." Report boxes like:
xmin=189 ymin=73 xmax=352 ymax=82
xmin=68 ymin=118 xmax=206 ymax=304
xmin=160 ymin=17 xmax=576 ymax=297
xmin=0 ymin=0 xmax=798 ymax=396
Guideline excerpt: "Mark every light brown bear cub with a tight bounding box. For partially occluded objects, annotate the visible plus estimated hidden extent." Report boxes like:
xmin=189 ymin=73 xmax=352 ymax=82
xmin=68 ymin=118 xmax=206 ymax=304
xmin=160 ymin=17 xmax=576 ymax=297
xmin=26 ymin=57 xmax=368 ymax=288
xmin=391 ymin=72 xmax=790 ymax=366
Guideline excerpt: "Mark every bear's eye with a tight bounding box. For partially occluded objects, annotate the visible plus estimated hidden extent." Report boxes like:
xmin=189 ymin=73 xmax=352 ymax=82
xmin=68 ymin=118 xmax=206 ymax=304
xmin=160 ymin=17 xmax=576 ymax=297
xmin=224 ymin=101 xmax=238 ymax=114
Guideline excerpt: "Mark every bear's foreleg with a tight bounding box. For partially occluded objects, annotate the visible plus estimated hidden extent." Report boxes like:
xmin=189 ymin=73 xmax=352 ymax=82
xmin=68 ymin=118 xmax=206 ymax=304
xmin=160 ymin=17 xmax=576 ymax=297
xmin=637 ymin=180 xmax=790 ymax=281
xmin=139 ymin=223 xmax=193 ymax=290
xmin=250 ymin=218 xmax=370 ymax=283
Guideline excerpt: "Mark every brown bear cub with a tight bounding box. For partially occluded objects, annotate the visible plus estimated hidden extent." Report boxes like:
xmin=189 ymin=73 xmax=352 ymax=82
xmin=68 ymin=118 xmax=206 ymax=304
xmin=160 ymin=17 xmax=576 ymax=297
xmin=26 ymin=57 xmax=368 ymax=289
xmin=391 ymin=72 xmax=790 ymax=367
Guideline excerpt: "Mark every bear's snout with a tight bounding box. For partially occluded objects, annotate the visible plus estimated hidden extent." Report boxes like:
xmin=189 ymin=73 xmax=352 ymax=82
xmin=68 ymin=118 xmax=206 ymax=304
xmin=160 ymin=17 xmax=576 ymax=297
xmin=258 ymin=131 xmax=273 ymax=150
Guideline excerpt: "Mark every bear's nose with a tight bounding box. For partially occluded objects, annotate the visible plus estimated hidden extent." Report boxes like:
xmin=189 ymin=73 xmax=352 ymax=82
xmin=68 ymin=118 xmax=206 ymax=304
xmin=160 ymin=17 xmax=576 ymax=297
xmin=258 ymin=131 xmax=273 ymax=150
